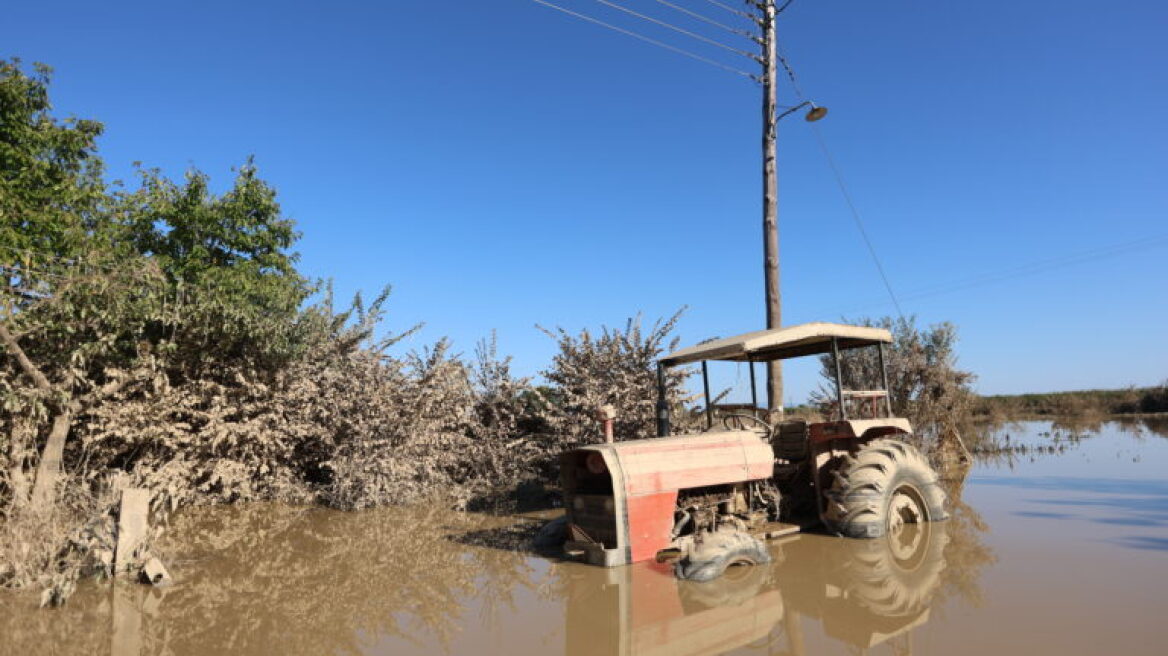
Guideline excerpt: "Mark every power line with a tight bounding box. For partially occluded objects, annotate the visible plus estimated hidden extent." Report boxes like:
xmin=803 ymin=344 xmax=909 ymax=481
xmin=0 ymin=263 xmax=69 ymax=282
xmin=590 ymin=0 xmax=758 ymax=60
xmin=810 ymin=124 xmax=906 ymax=320
xmin=771 ymin=38 xmax=905 ymax=319
xmin=898 ymin=234 xmax=1168 ymax=303
xmin=531 ymin=0 xmax=757 ymax=78
xmin=774 ymin=39 xmax=805 ymax=97
xmin=650 ymin=0 xmax=757 ymax=41
xmin=816 ymin=234 xmax=1168 ymax=317
xmin=700 ymin=0 xmax=755 ymax=21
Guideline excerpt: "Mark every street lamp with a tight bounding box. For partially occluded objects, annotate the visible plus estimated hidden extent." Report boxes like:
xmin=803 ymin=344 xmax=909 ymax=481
xmin=777 ymin=101 xmax=828 ymax=122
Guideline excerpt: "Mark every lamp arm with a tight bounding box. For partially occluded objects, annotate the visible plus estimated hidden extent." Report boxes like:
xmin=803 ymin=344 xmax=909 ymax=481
xmin=775 ymin=101 xmax=812 ymax=121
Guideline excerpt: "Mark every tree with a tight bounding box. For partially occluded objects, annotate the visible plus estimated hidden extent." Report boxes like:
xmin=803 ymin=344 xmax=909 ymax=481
xmin=0 ymin=59 xmax=107 ymax=277
xmin=116 ymin=162 xmax=310 ymax=379
xmin=0 ymin=59 xmax=311 ymax=509
xmin=0 ymin=59 xmax=160 ymax=509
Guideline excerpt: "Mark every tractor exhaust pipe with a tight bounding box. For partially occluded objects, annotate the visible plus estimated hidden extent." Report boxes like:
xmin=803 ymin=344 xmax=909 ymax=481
xmin=596 ymin=404 xmax=616 ymax=444
xmin=656 ymin=363 xmax=671 ymax=437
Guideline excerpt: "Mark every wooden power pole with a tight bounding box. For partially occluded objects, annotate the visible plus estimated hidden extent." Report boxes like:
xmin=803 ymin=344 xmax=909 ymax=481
xmin=759 ymin=0 xmax=783 ymax=413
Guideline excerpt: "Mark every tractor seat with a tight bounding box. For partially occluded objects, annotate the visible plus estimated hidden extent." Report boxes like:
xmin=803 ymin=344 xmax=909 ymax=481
xmin=774 ymin=419 xmax=809 ymax=461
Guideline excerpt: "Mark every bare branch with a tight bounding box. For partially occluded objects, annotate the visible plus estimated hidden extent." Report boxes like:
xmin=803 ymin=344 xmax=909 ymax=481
xmin=0 ymin=321 xmax=53 ymax=393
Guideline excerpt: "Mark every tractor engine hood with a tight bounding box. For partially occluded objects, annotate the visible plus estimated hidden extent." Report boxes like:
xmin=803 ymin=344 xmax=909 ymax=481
xmin=561 ymin=430 xmax=776 ymax=567
xmin=578 ymin=430 xmax=775 ymax=495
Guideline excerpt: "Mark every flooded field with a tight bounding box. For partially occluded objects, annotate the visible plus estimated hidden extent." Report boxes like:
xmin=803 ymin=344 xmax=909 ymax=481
xmin=3 ymin=419 xmax=1166 ymax=656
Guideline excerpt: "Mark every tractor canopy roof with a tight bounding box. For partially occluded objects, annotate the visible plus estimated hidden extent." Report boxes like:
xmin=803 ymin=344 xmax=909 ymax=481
xmin=660 ymin=321 xmax=891 ymax=366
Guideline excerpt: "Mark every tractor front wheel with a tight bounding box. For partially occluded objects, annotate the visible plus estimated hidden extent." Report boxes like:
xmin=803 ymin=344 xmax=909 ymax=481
xmin=674 ymin=527 xmax=772 ymax=582
xmin=824 ymin=438 xmax=948 ymax=539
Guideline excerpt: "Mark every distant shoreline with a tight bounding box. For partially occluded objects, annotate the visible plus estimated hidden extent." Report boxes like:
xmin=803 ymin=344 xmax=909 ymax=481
xmin=973 ymin=386 xmax=1167 ymax=419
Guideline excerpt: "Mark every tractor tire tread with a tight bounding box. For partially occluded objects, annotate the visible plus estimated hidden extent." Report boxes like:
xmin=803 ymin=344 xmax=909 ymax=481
xmin=823 ymin=438 xmax=948 ymax=539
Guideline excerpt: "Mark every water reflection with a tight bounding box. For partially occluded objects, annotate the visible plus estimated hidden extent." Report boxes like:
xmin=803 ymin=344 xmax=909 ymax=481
xmin=563 ymin=520 xmax=954 ymax=656
xmin=966 ymin=416 xmax=1168 ymax=457
xmin=0 ymin=477 xmax=996 ymax=656
xmin=0 ymin=504 xmax=557 ymax=655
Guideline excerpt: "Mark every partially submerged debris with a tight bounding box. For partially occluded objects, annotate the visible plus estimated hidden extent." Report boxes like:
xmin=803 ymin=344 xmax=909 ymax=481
xmin=139 ymin=557 xmax=172 ymax=587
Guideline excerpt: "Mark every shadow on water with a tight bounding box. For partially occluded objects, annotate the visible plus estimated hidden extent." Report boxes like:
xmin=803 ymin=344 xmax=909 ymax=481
xmin=1013 ymin=511 xmax=1075 ymax=520
xmin=975 ymin=476 xmax=1168 ymax=546
xmin=1112 ymin=536 xmax=1168 ymax=551
xmin=0 ymin=472 xmax=997 ymax=656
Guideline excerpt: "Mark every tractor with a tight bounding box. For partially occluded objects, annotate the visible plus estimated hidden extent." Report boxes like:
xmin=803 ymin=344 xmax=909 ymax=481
xmin=557 ymin=322 xmax=948 ymax=580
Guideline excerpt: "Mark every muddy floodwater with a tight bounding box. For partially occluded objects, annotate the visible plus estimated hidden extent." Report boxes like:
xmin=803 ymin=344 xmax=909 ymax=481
xmin=4 ymin=419 xmax=1167 ymax=655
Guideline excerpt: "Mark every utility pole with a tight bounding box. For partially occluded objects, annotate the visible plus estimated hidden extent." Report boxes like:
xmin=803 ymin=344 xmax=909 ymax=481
xmin=758 ymin=0 xmax=783 ymax=414
xmin=534 ymin=0 xmax=819 ymax=415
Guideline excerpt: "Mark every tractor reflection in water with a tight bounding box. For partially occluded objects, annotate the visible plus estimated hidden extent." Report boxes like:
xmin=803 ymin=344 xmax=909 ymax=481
xmin=563 ymin=521 xmax=948 ymax=656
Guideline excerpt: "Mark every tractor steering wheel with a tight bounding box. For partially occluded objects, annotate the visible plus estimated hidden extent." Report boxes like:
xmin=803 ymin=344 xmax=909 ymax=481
xmin=721 ymin=413 xmax=773 ymax=439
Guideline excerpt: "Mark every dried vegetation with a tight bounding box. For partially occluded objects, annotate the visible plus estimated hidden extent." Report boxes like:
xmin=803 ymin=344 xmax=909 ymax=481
xmin=811 ymin=316 xmax=976 ymax=463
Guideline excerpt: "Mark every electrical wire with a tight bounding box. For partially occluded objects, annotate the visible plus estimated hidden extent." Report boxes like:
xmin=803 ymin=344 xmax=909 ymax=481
xmin=810 ymin=124 xmax=906 ymax=321
xmin=650 ymin=0 xmax=757 ymax=41
xmin=815 ymin=234 xmax=1168 ymax=317
xmin=897 ymin=234 xmax=1168 ymax=303
xmin=590 ymin=0 xmax=759 ymax=59
xmin=774 ymin=39 xmax=805 ymax=97
xmin=531 ymin=0 xmax=757 ymax=78
xmin=0 ymin=264 xmax=69 ymax=282
xmin=699 ymin=0 xmax=755 ymax=20
xmin=772 ymin=39 xmax=906 ymax=319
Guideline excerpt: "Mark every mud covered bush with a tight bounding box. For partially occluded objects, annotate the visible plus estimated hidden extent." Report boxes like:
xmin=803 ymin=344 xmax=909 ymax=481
xmin=69 ymin=292 xmax=548 ymax=512
xmin=536 ymin=311 xmax=692 ymax=445
xmin=813 ymin=316 xmax=976 ymax=440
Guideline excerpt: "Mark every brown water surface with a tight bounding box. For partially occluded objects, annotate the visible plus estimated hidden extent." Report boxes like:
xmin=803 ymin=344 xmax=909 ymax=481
xmin=3 ymin=418 xmax=1167 ymax=655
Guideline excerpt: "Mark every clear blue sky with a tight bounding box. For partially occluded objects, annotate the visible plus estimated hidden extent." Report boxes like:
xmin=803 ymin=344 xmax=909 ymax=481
xmin=6 ymin=1 xmax=1166 ymax=403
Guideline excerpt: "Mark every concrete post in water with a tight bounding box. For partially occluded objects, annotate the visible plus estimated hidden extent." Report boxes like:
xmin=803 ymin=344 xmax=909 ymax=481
xmin=115 ymin=488 xmax=150 ymax=573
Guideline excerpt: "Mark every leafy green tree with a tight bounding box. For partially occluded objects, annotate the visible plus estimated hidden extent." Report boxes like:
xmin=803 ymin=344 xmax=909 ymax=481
xmin=0 ymin=60 xmax=309 ymax=509
xmin=116 ymin=162 xmax=310 ymax=378
xmin=0 ymin=59 xmax=108 ymax=279
xmin=0 ymin=59 xmax=155 ymax=509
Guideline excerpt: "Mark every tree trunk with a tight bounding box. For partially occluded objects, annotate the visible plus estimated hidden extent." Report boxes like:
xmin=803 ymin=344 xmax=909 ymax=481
xmin=30 ymin=409 xmax=72 ymax=510
xmin=7 ymin=417 xmax=33 ymax=507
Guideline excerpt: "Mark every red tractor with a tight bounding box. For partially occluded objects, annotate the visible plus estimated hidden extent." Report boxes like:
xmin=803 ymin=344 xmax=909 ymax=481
xmin=558 ymin=322 xmax=948 ymax=580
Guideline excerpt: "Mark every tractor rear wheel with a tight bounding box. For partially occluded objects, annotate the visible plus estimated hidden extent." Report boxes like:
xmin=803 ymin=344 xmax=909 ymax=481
xmin=824 ymin=438 xmax=948 ymax=539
